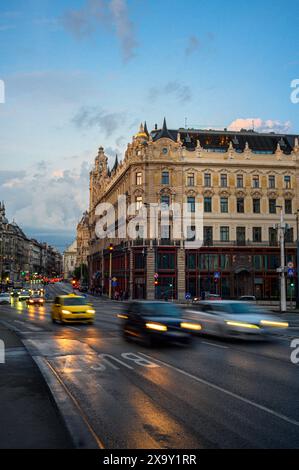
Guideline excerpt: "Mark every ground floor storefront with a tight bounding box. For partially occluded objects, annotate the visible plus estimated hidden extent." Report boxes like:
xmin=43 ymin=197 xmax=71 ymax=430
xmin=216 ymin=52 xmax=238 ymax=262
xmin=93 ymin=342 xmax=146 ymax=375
xmin=88 ymin=243 xmax=297 ymax=301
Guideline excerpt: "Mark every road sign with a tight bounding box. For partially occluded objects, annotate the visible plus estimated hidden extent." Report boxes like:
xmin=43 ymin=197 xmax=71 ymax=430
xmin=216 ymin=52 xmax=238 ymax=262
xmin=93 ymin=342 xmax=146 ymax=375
xmin=288 ymin=262 xmax=294 ymax=269
xmin=154 ymin=273 xmax=159 ymax=279
xmin=185 ymin=293 xmax=192 ymax=300
xmin=112 ymin=277 xmax=117 ymax=282
xmin=214 ymin=272 xmax=221 ymax=279
xmin=288 ymin=268 xmax=295 ymax=277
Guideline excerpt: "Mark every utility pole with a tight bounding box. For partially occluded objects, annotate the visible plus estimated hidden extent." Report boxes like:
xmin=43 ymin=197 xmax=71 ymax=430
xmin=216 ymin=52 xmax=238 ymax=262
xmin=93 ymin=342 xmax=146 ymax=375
xmin=277 ymin=206 xmax=286 ymax=313
xmin=296 ymin=210 xmax=299 ymax=308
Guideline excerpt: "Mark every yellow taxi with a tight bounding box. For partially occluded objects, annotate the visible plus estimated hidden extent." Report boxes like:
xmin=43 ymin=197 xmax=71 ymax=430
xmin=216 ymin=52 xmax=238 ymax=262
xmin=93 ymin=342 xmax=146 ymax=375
xmin=51 ymin=294 xmax=95 ymax=324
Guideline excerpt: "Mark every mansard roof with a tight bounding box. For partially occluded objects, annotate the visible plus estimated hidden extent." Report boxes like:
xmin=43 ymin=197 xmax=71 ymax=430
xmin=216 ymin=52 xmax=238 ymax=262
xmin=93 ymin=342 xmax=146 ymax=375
xmin=152 ymin=118 xmax=176 ymax=141
xmin=151 ymin=124 xmax=298 ymax=154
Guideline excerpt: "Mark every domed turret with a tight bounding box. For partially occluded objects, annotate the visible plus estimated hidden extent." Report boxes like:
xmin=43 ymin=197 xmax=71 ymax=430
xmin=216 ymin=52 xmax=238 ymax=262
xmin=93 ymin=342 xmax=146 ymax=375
xmin=135 ymin=123 xmax=149 ymax=140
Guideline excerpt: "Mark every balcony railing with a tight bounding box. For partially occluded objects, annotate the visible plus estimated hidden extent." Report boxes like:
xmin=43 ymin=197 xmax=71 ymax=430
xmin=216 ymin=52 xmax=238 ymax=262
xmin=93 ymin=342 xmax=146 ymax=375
xmin=202 ymin=240 xmax=295 ymax=248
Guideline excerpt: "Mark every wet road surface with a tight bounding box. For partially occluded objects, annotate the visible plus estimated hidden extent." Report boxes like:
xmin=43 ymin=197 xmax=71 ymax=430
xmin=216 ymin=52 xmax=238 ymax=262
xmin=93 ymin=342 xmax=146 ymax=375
xmin=1 ymin=284 xmax=299 ymax=449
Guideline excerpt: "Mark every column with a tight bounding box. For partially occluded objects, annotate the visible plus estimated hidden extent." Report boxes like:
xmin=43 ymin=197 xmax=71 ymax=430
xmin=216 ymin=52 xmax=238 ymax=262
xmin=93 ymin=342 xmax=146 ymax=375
xmin=177 ymin=247 xmax=186 ymax=301
xmin=146 ymin=247 xmax=155 ymax=300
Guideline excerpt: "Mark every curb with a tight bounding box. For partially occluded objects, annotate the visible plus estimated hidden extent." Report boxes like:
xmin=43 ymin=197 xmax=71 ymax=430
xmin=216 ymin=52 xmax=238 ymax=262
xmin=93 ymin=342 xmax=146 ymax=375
xmin=31 ymin=355 xmax=103 ymax=449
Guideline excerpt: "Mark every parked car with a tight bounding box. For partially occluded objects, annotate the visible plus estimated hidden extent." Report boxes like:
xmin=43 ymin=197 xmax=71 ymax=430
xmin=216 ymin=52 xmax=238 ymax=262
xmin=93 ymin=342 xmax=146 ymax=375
xmin=239 ymin=295 xmax=256 ymax=302
xmin=119 ymin=301 xmax=202 ymax=346
xmin=0 ymin=293 xmax=10 ymax=304
xmin=185 ymin=301 xmax=289 ymax=340
xmin=193 ymin=294 xmax=222 ymax=303
xmin=79 ymin=284 xmax=89 ymax=293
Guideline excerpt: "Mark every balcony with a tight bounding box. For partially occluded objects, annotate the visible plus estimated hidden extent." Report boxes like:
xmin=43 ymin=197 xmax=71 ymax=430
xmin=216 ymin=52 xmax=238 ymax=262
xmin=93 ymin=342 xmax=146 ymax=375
xmin=202 ymin=240 xmax=294 ymax=248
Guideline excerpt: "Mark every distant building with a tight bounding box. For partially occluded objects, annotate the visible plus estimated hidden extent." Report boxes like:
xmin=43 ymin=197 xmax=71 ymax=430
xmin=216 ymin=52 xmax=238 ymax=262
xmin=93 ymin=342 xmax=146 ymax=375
xmin=63 ymin=240 xmax=77 ymax=279
xmin=76 ymin=211 xmax=90 ymax=268
xmin=0 ymin=201 xmax=62 ymax=283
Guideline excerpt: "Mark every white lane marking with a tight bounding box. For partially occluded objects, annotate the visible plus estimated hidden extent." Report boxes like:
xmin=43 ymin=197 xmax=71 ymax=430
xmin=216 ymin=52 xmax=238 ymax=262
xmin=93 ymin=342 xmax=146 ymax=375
xmin=202 ymin=341 xmax=229 ymax=349
xmin=14 ymin=320 xmax=42 ymax=332
xmin=139 ymin=352 xmax=299 ymax=428
xmin=6 ymin=348 xmax=26 ymax=357
xmin=0 ymin=320 xmax=23 ymax=334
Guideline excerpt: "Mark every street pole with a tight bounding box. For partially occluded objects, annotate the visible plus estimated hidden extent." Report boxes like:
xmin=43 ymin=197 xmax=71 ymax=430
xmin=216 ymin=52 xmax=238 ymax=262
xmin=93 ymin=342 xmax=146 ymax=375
xmin=108 ymin=243 xmax=114 ymax=299
xmin=296 ymin=210 xmax=299 ymax=308
xmin=279 ymin=207 xmax=287 ymax=313
xmin=109 ymin=251 xmax=112 ymax=299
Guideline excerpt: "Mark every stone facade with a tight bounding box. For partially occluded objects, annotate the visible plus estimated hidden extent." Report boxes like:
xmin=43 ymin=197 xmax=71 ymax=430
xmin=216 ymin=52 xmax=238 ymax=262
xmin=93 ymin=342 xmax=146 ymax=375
xmin=76 ymin=212 xmax=90 ymax=268
xmin=0 ymin=202 xmax=62 ymax=283
xmin=87 ymin=121 xmax=299 ymax=300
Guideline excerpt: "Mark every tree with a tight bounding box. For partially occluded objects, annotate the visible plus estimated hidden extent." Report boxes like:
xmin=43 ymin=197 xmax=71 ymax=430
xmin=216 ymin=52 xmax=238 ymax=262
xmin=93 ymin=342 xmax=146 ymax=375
xmin=73 ymin=264 xmax=88 ymax=283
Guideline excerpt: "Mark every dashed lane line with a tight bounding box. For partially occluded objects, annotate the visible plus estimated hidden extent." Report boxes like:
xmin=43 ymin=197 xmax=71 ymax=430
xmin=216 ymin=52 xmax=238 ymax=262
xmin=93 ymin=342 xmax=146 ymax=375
xmin=202 ymin=341 xmax=229 ymax=349
xmin=139 ymin=352 xmax=299 ymax=428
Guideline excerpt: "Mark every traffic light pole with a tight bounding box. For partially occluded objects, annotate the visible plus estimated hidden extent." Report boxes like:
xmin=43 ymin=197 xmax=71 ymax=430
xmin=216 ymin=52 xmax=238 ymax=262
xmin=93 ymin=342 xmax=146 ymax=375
xmin=109 ymin=252 xmax=112 ymax=299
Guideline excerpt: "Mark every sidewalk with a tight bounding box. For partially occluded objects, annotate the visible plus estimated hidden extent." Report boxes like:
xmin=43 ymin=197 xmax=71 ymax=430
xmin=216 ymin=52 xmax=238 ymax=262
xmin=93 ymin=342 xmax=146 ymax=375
xmin=0 ymin=323 xmax=73 ymax=449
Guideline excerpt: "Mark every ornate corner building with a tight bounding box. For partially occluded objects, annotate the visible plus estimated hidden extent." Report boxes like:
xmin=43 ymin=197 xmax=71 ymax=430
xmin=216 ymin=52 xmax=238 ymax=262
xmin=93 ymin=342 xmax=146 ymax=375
xmin=87 ymin=120 xmax=299 ymax=301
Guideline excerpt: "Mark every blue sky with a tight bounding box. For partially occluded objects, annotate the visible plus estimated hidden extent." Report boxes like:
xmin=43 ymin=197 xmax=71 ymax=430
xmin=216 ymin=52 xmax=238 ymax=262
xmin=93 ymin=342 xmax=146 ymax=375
xmin=0 ymin=0 xmax=299 ymax=249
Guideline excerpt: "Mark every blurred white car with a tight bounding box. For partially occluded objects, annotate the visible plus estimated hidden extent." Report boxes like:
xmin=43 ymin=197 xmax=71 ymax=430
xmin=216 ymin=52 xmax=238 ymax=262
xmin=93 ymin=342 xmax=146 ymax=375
xmin=0 ymin=293 xmax=10 ymax=305
xmin=185 ymin=301 xmax=289 ymax=339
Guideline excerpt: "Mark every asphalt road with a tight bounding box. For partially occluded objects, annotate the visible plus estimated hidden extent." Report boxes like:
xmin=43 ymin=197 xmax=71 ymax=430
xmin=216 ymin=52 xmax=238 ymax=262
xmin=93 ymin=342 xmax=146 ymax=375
xmin=1 ymin=283 xmax=299 ymax=449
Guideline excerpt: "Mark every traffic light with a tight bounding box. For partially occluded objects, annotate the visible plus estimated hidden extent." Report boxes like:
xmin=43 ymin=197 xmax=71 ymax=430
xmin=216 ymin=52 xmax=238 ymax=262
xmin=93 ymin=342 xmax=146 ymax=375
xmin=290 ymin=279 xmax=295 ymax=288
xmin=109 ymin=243 xmax=114 ymax=252
xmin=154 ymin=280 xmax=159 ymax=286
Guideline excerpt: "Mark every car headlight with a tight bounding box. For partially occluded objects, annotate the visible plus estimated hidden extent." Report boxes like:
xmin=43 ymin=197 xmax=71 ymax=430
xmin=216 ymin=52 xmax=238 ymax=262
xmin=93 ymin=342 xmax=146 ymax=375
xmin=86 ymin=309 xmax=95 ymax=314
xmin=226 ymin=321 xmax=260 ymax=330
xmin=260 ymin=320 xmax=289 ymax=328
xmin=181 ymin=322 xmax=202 ymax=331
xmin=61 ymin=310 xmax=71 ymax=315
xmin=146 ymin=322 xmax=168 ymax=332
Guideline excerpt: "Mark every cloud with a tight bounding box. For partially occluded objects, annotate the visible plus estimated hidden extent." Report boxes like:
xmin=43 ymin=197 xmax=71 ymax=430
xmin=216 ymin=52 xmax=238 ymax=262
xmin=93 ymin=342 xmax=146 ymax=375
xmin=62 ymin=0 xmax=107 ymax=38
xmin=72 ymin=106 xmax=126 ymax=136
xmin=185 ymin=35 xmax=200 ymax=56
xmin=62 ymin=0 xmax=138 ymax=62
xmin=109 ymin=0 xmax=138 ymax=62
xmin=228 ymin=118 xmax=292 ymax=134
xmin=149 ymin=81 xmax=192 ymax=103
xmin=0 ymin=161 xmax=90 ymax=231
